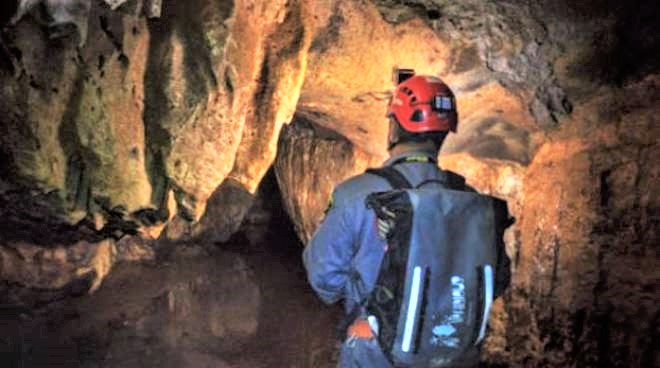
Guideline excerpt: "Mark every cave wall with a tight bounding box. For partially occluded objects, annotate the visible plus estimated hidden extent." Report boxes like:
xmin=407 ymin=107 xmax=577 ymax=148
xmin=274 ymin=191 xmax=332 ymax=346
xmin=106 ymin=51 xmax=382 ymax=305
xmin=0 ymin=0 xmax=658 ymax=367
xmin=0 ymin=0 xmax=314 ymax=290
xmin=511 ymin=77 xmax=659 ymax=367
xmin=0 ymin=0 xmax=312 ymax=235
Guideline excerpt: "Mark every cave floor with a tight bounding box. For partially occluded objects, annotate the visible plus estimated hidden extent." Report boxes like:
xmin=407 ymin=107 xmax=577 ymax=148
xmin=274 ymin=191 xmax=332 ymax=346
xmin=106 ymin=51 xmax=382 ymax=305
xmin=0 ymin=236 xmax=343 ymax=368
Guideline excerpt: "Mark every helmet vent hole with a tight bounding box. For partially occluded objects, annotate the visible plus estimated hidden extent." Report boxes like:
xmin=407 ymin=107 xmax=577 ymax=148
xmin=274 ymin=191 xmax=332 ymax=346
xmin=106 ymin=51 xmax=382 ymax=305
xmin=410 ymin=96 xmax=417 ymax=103
xmin=411 ymin=110 xmax=423 ymax=122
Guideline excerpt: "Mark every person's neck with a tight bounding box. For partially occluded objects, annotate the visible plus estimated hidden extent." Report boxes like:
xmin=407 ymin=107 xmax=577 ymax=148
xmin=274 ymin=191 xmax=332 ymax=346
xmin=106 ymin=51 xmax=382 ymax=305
xmin=388 ymin=141 xmax=438 ymax=159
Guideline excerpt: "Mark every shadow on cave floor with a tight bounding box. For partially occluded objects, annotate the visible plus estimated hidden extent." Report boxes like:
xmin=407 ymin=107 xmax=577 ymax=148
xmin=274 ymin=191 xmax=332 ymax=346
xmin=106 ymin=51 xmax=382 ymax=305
xmin=0 ymin=175 xmax=342 ymax=368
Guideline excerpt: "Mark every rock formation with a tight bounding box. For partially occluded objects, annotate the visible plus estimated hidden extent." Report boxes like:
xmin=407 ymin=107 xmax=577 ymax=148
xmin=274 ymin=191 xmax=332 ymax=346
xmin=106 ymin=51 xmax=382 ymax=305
xmin=0 ymin=0 xmax=657 ymax=366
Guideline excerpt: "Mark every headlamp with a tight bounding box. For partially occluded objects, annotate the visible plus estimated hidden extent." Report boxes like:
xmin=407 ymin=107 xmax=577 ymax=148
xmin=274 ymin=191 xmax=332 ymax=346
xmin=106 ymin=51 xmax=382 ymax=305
xmin=432 ymin=95 xmax=454 ymax=112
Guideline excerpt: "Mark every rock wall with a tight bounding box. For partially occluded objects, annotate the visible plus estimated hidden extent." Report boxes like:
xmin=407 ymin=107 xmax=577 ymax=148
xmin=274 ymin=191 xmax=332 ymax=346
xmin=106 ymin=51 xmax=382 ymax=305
xmin=0 ymin=0 xmax=312 ymax=236
xmin=0 ymin=0 xmax=314 ymax=295
xmin=275 ymin=118 xmax=384 ymax=243
xmin=509 ymin=77 xmax=659 ymax=367
xmin=0 ymin=0 xmax=658 ymax=366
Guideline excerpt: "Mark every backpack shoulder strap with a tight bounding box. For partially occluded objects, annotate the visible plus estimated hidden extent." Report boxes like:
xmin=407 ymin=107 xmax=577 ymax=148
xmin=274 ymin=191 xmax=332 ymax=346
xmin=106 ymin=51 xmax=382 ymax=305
xmin=412 ymin=170 xmax=467 ymax=190
xmin=365 ymin=166 xmax=413 ymax=190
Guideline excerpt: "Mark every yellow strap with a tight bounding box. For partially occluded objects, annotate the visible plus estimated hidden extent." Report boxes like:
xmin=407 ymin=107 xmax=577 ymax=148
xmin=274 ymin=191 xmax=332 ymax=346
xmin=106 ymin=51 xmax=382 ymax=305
xmin=404 ymin=155 xmax=432 ymax=163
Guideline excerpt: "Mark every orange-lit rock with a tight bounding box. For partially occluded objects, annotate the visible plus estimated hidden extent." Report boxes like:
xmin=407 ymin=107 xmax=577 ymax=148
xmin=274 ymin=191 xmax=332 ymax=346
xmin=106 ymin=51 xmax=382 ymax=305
xmin=75 ymin=11 xmax=153 ymax=219
xmin=275 ymin=119 xmax=384 ymax=243
xmin=190 ymin=0 xmax=316 ymax=243
xmin=227 ymin=0 xmax=314 ymax=193
xmin=439 ymin=153 xmax=524 ymax=206
xmin=0 ymin=0 xmax=317 ymax=253
xmin=300 ymin=0 xmax=451 ymax=156
xmin=509 ymin=76 xmax=659 ymax=366
xmin=142 ymin=0 xmax=249 ymax=221
xmin=0 ymin=0 xmax=315 ymax=234
xmin=300 ymin=1 xmax=542 ymax=163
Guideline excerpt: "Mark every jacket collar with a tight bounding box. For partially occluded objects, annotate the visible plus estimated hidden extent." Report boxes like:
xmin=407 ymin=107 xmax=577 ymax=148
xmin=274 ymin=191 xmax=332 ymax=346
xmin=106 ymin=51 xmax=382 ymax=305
xmin=384 ymin=150 xmax=438 ymax=167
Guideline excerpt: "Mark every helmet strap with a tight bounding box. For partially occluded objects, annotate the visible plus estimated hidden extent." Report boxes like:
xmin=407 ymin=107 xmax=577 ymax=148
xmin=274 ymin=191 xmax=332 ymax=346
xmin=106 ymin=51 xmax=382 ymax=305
xmin=387 ymin=117 xmax=448 ymax=152
xmin=387 ymin=118 xmax=403 ymax=150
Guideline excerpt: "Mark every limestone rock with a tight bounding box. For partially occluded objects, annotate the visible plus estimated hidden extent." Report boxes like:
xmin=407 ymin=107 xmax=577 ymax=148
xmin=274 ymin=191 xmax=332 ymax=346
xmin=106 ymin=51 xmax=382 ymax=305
xmin=10 ymin=0 xmax=92 ymax=46
xmin=0 ymin=4 xmax=155 ymax=229
xmin=439 ymin=153 xmax=524 ymax=208
xmin=227 ymin=0 xmax=314 ymax=194
xmin=190 ymin=0 xmax=315 ymax=242
xmin=0 ymin=239 xmax=116 ymax=295
xmin=508 ymin=76 xmax=659 ymax=366
xmin=103 ymin=0 xmax=129 ymax=11
xmin=301 ymin=0 xmax=453 ymax=156
xmin=301 ymin=1 xmax=540 ymax=160
xmin=193 ymin=178 xmax=255 ymax=243
xmin=144 ymin=0 xmax=161 ymax=18
xmin=0 ymin=0 xmax=315 ymax=239
xmin=275 ymin=118 xmax=384 ymax=243
xmin=115 ymin=234 xmax=155 ymax=262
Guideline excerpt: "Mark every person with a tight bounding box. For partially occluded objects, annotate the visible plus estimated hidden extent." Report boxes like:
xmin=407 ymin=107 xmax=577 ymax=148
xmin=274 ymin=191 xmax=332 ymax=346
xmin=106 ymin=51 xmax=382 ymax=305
xmin=303 ymin=72 xmax=511 ymax=368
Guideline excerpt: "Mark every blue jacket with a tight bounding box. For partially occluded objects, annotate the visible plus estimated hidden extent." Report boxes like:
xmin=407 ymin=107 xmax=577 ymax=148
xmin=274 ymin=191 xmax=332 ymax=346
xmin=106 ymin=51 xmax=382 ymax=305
xmin=303 ymin=151 xmax=455 ymax=314
xmin=303 ymin=151 xmax=456 ymax=368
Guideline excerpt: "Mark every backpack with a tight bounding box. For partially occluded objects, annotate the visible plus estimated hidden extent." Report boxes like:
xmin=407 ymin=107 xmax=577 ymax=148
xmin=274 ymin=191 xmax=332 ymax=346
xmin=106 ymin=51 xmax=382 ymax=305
xmin=362 ymin=166 xmax=501 ymax=368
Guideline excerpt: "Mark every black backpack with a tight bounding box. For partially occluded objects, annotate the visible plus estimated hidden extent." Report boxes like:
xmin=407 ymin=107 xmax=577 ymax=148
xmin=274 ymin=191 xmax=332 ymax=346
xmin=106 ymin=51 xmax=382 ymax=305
xmin=362 ymin=166 xmax=508 ymax=368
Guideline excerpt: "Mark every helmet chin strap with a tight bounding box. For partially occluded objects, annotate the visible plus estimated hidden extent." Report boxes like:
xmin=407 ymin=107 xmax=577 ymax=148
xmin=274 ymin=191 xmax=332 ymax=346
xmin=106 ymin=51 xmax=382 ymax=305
xmin=387 ymin=118 xmax=403 ymax=150
xmin=387 ymin=117 xmax=448 ymax=153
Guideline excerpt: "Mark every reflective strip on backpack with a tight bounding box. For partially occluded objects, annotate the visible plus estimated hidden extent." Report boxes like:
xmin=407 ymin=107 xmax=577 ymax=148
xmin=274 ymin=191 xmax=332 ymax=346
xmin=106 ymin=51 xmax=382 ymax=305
xmin=475 ymin=265 xmax=494 ymax=345
xmin=402 ymin=266 xmax=422 ymax=353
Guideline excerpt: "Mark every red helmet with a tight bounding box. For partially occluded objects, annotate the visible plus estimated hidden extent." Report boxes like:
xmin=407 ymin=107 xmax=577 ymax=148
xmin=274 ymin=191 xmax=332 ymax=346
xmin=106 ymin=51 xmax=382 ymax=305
xmin=387 ymin=75 xmax=458 ymax=133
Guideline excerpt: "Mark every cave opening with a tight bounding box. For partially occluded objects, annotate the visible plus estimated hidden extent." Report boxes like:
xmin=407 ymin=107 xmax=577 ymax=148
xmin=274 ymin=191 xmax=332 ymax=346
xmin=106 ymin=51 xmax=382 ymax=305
xmin=220 ymin=167 xmax=304 ymax=266
xmin=217 ymin=167 xmax=344 ymax=366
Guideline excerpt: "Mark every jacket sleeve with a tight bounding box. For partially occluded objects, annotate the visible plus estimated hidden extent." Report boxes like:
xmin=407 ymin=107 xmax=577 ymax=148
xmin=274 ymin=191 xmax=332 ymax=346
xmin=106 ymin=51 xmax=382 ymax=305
xmin=303 ymin=194 xmax=356 ymax=305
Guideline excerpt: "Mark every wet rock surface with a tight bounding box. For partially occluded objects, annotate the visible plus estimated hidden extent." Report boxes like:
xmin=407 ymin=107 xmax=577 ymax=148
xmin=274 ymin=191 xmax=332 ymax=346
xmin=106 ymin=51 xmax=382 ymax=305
xmin=1 ymin=170 xmax=341 ymax=368
xmin=0 ymin=242 xmax=340 ymax=368
xmin=2 ymin=247 xmax=258 ymax=367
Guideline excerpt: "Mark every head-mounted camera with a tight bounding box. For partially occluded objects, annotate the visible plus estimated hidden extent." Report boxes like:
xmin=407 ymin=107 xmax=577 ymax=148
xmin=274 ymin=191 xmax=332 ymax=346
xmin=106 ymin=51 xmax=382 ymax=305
xmin=393 ymin=67 xmax=415 ymax=85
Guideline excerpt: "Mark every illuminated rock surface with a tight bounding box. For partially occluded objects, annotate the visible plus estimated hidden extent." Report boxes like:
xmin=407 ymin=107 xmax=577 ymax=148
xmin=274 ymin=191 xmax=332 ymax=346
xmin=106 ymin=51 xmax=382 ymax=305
xmin=0 ymin=0 xmax=658 ymax=367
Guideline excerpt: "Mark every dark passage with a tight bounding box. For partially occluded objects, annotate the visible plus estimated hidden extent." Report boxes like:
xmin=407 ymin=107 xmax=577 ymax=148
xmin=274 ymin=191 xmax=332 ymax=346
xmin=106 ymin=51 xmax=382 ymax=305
xmin=217 ymin=169 xmax=344 ymax=367
xmin=0 ymin=169 xmax=342 ymax=368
